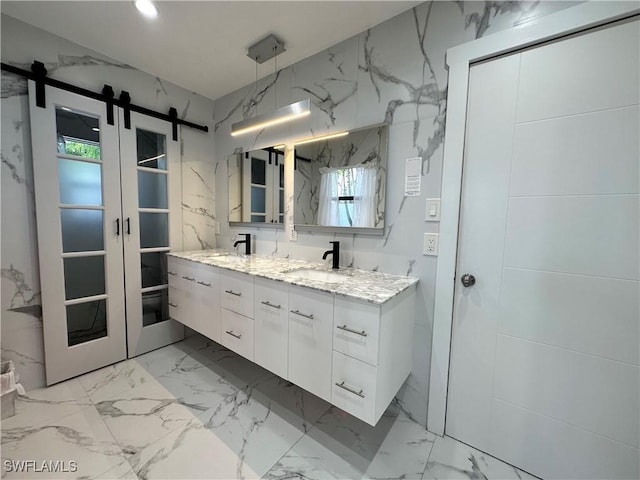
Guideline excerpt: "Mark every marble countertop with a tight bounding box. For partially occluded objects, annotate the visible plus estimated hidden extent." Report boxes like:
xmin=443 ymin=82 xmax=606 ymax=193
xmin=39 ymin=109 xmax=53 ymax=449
xmin=167 ymin=249 xmax=418 ymax=305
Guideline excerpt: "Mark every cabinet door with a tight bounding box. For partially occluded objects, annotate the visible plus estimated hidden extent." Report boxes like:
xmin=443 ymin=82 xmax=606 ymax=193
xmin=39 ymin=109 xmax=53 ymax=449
xmin=192 ymin=263 xmax=221 ymax=342
xmin=254 ymin=278 xmax=288 ymax=379
xmin=288 ymin=286 xmax=334 ymax=401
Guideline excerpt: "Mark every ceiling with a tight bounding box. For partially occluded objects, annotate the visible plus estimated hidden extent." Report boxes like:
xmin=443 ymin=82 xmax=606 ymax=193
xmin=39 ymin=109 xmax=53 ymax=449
xmin=2 ymin=1 xmax=420 ymax=101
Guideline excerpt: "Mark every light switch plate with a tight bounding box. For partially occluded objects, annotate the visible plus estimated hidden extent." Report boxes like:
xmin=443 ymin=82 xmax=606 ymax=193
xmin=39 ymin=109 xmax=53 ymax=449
xmin=423 ymin=233 xmax=439 ymax=256
xmin=426 ymin=198 xmax=440 ymax=221
xmin=288 ymin=224 xmax=298 ymax=241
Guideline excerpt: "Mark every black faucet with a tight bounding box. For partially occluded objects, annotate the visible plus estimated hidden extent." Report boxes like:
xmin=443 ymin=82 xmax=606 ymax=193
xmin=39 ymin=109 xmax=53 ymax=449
xmin=322 ymin=241 xmax=340 ymax=269
xmin=233 ymin=233 xmax=251 ymax=255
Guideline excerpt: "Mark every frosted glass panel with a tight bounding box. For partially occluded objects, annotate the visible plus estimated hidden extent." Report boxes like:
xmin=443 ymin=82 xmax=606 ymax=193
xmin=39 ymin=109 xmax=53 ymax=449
xmin=137 ymin=129 xmax=166 ymax=170
xmin=138 ymin=171 xmax=168 ymax=209
xmin=142 ymin=289 xmax=169 ymax=326
xmin=63 ymin=256 xmax=105 ymax=300
xmin=139 ymin=213 xmax=168 ymax=248
xmin=251 ymin=186 xmax=266 ymax=213
xmin=61 ymin=209 xmax=103 ymax=252
xmin=141 ymin=252 xmax=167 ymax=288
xmin=67 ymin=299 xmax=107 ymax=346
xmin=55 ymin=107 xmax=101 ymax=159
xmin=58 ymin=159 xmax=102 ymax=205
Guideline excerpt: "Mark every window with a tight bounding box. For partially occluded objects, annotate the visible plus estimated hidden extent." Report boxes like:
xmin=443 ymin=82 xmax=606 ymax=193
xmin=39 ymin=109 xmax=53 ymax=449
xmin=318 ymin=164 xmax=376 ymax=227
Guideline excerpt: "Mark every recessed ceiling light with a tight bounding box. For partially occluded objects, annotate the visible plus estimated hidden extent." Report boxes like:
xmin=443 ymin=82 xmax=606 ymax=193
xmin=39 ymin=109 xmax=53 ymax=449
xmin=92 ymin=127 xmax=100 ymax=132
xmin=135 ymin=0 xmax=158 ymax=19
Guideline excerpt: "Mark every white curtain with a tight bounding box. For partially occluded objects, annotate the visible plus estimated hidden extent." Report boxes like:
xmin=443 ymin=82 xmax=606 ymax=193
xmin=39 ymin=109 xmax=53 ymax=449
xmin=317 ymin=164 xmax=377 ymax=227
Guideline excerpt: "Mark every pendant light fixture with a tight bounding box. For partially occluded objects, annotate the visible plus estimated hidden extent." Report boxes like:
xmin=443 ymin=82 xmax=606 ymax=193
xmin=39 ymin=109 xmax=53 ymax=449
xmin=231 ymin=35 xmax=310 ymax=137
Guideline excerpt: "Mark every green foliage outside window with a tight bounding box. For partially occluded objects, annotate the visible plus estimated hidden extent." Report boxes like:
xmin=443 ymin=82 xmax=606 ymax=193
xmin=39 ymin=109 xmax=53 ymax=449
xmin=64 ymin=139 xmax=101 ymax=160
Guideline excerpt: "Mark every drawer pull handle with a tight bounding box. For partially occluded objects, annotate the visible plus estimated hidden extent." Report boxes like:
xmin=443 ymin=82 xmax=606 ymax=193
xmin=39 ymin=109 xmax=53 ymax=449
xmin=182 ymin=276 xmax=195 ymax=282
xmin=225 ymin=289 xmax=242 ymax=297
xmin=261 ymin=301 xmax=281 ymax=309
xmin=337 ymin=325 xmax=368 ymax=337
xmin=290 ymin=309 xmax=314 ymax=320
xmin=197 ymin=281 xmax=212 ymax=287
xmin=168 ymin=271 xmax=177 ymax=276
xmin=225 ymin=330 xmax=242 ymax=339
xmin=335 ymin=381 xmax=365 ymax=398
xmin=168 ymin=302 xmax=178 ymax=308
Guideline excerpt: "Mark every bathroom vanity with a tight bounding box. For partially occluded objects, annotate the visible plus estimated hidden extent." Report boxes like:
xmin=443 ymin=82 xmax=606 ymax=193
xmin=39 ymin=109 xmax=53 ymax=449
xmin=167 ymin=250 xmax=418 ymax=426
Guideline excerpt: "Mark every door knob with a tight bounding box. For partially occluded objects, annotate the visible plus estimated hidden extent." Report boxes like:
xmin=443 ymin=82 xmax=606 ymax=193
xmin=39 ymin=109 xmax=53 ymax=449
xmin=461 ymin=274 xmax=476 ymax=287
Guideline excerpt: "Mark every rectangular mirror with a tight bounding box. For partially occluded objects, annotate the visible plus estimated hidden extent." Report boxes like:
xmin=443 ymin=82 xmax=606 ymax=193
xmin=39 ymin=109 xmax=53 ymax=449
xmin=294 ymin=124 xmax=387 ymax=232
xmin=228 ymin=146 xmax=285 ymax=226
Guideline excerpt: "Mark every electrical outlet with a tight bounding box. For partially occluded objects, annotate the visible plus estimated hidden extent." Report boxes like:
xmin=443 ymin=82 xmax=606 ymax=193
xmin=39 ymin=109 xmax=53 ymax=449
xmin=423 ymin=233 xmax=439 ymax=256
xmin=426 ymin=198 xmax=440 ymax=221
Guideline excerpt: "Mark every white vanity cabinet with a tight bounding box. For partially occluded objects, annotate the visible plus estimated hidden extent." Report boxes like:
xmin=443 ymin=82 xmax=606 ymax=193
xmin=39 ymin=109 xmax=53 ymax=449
xmin=168 ymin=256 xmax=221 ymax=342
xmin=167 ymin=253 xmax=417 ymax=427
xmin=254 ymin=278 xmax=289 ymax=379
xmin=331 ymin=288 xmax=415 ymax=425
xmin=288 ymin=286 xmax=334 ymax=402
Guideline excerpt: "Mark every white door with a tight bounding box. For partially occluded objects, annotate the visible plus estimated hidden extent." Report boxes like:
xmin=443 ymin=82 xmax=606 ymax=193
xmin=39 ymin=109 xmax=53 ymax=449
xmin=29 ymin=84 xmax=127 ymax=385
xmin=447 ymin=18 xmax=639 ymax=480
xmin=119 ymin=111 xmax=184 ymax=356
xmin=30 ymin=85 xmax=184 ymax=383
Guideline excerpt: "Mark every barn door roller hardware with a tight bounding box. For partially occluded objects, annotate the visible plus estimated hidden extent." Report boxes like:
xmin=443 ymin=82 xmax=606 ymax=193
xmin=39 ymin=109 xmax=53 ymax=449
xmin=1 ymin=60 xmax=209 ymax=141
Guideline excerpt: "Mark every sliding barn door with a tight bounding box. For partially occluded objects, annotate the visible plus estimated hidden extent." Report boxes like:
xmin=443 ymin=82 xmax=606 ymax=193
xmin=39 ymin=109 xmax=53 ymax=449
xmin=29 ymin=83 xmax=127 ymax=385
xmin=119 ymin=111 xmax=183 ymax=357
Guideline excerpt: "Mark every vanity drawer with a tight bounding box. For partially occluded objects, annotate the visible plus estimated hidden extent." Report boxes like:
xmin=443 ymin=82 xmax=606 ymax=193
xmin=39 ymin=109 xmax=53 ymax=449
xmin=333 ymin=297 xmax=381 ymax=366
xmin=220 ymin=308 xmax=254 ymax=361
xmin=331 ymin=350 xmax=377 ymax=425
xmin=221 ymin=270 xmax=254 ymax=318
xmin=167 ymin=256 xmax=191 ymax=291
xmin=254 ymin=278 xmax=289 ymax=379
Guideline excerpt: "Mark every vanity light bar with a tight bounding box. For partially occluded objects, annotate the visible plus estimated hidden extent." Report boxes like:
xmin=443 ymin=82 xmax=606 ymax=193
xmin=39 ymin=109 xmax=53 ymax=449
xmin=293 ymin=131 xmax=349 ymax=146
xmin=231 ymin=99 xmax=310 ymax=137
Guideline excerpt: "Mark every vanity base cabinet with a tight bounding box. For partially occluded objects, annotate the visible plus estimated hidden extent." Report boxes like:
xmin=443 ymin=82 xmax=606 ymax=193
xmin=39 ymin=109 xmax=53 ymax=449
xmin=288 ymin=286 xmax=334 ymax=402
xmin=254 ymin=278 xmax=289 ymax=379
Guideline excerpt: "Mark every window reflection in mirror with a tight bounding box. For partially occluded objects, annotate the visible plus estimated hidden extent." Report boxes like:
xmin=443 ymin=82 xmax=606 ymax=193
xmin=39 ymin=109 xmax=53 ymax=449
xmin=228 ymin=147 xmax=285 ymax=225
xmin=294 ymin=124 xmax=387 ymax=229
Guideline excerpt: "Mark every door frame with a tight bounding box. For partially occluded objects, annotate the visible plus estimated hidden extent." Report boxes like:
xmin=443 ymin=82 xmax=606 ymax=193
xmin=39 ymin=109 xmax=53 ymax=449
xmin=428 ymin=1 xmax=640 ymax=435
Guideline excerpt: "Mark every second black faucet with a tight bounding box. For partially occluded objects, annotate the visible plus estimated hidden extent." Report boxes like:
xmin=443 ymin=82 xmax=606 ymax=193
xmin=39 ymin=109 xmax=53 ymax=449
xmin=233 ymin=233 xmax=251 ymax=255
xmin=322 ymin=241 xmax=340 ymax=269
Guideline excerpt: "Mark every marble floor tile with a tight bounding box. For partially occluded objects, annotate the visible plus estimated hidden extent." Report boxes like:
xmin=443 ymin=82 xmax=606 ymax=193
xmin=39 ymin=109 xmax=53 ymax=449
xmin=0 ymin=379 xmax=91 ymax=431
xmin=1 ymin=405 xmax=128 ymax=479
xmin=422 ymin=435 xmax=538 ymax=480
xmin=94 ymin=379 xmax=202 ymax=458
xmin=92 ymin=458 xmax=139 ymax=479
xmin=77 ymin=359 xmax=158 ymax=404
xmin=128 ymin=382 xmax=318 ymax=480
xmin=263 ymin=405 xmax=435 ymax=480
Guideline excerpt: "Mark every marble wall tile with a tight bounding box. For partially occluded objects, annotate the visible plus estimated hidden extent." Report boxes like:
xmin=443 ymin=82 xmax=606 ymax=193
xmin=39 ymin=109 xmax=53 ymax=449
xmin=213 ymin=1 xmax=577 ymax=427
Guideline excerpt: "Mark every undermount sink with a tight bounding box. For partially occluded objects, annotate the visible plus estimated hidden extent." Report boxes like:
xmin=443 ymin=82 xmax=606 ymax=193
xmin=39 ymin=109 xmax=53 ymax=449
xmin=284 ymin=268 xmax=350 ymax=284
